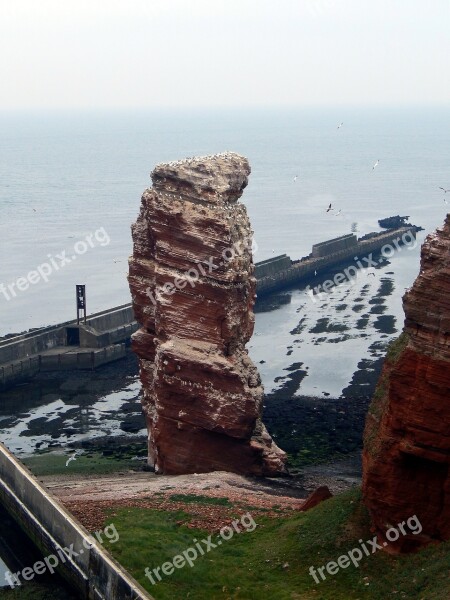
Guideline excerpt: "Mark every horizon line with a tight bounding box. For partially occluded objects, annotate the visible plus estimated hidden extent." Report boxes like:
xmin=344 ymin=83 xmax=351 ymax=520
xmin=1 ymin=103 xmax=450 ymax=113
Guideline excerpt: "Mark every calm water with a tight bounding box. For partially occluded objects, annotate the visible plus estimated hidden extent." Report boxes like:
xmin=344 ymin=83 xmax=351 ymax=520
xmin=0 ymin=108 xmax=449 ymax=453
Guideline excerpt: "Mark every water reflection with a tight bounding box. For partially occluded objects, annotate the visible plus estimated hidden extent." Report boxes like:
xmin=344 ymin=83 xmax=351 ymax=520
xmin=0 ymin=353 xmax=145 ymax=456
xmin=250 ymin=250 xmax=418 ymax=398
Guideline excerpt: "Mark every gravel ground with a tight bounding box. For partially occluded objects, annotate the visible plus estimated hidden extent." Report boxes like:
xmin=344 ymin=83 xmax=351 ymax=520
xmin=41 ymin=455 xmax=361 ymax=532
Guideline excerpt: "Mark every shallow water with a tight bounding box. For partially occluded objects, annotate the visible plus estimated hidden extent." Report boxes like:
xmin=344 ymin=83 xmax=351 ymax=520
xmin=0 ymin=238 xmax=417 ymax=458
xmin=0 ymin=229 xmax=425 ymax=456
xmin=0 ymin=354 xmax=145 ymax=456
xmin=250 ymin=236 xmax=422 ymax=396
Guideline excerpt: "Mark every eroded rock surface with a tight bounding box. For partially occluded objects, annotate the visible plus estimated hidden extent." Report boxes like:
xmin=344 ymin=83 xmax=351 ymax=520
xmin=362 ymin=214 xmax=450 ymax=552
xmin=128 ymin=152 xmax=287 ymax=476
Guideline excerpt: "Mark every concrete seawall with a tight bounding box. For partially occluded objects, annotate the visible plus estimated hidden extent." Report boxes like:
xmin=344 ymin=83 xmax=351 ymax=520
xmin=0 ymin=442 xmax=152 ymax=599
xmin=256 ymin=227 xmax=416 ymax=297
xmin=0 ymin=304 xmax=138 ymax=390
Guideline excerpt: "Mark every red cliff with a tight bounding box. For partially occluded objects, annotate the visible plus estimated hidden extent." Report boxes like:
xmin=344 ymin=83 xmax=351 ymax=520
xmin=362 ymin=214 xmax=450 ymax=552
xmin=128 ymin=152 xmax=287 ymax=476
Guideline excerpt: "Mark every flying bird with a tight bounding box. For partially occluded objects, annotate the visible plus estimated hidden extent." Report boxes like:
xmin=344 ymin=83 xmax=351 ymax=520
xmin=326 ymin=203 xmax=333 ymax=213
xmin=439 ymin=187 xmax=449 ymax=193
xmin=372 ymin=159 xmax=380 ymax=170
xmin=367 ymin=272 xmax=375 ymax=277
xmin=337 ymin=122 xmax=343 ymax=129
xmin=65 ymin=452 xmax=78 ymax=467
xmin=335 ymin=209 xmax=342 ymax=216
xmin=293 ymin=175 xmax=298 ymax=182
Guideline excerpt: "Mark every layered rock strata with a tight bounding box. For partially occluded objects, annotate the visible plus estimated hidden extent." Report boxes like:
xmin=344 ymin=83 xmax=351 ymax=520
xmin=128 ymin=152 xmax=287 ymax=476
xmin=363 ymin=214 xmax=450 ymax=552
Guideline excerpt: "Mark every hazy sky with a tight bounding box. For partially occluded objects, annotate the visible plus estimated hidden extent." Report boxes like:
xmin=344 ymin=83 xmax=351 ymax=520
xmin=1 ymin=0 xmax=449 ymax=110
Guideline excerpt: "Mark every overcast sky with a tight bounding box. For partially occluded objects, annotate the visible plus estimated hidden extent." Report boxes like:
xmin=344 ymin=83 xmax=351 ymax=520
xmin=0 ymin=0 xmax=449 ymax=110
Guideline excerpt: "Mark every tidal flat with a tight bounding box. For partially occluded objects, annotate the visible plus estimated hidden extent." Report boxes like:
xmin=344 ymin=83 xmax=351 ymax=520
xmin=0 ymin=252 xmax=405 ymax=479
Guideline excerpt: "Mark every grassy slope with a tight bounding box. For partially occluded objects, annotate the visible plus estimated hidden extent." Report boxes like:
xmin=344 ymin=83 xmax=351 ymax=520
xmin=101 ymin=488 xmax=450 ymax=600
xmin=21 ymin=451 xmax=140 ymax=477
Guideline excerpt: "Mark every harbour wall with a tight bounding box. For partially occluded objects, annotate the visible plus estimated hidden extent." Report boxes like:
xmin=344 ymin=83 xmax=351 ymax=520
xmin=0 ymin=304 xmax=137 ymax=389
xmin=311 ymin=233 xmax=357 ymax=258
xmin=254 ymin=254 xmax=292 ymax=278
xmin=0 ymin=442 xmax=152 ymax=599
xmin=256 ymin=227 xmax=416 ymax=296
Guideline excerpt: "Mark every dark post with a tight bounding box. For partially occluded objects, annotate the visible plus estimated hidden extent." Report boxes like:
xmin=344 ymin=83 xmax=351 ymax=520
xmin=76 ymin=285 xmax=86 ymax=324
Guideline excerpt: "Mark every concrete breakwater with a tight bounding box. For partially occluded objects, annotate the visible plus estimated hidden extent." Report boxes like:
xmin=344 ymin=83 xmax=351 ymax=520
xmin=255 ymin=227 xmax=417 ymax=297
xmin=0 ymin=305 xmax=138 ymax=390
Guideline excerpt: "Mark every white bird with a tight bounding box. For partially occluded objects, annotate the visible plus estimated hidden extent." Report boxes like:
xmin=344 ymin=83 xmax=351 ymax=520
xmin=335 ymin=209 xmax=342 ymax=216
xmin=337 ymin=122 xmax=343 ymax=129
xmin=314 ymin=270 xmax=317 ymax=276
xmin=444 ymin=198 xmax=448 ymax=205
xmin=65 ymin=452 xmax=78 ymax=467
xmin=439 ymin=187 xmax=450 ymax=193
xmin=293 ymin=175 xmax=298 ymax=182
xmin=372 ymin=159 xmax=380 ymax=170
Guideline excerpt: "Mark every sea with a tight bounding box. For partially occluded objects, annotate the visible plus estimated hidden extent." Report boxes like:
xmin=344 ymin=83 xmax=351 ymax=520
xmin=0 ymin=106 xmax=449 ymax=455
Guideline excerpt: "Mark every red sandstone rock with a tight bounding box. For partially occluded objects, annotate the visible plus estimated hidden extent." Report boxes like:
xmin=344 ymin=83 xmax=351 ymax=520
xmin=128 ymin=152 xmax=287 ymax=476
xmin=362 ymin=214 xmax=450 ymax=552
xmin=300 ymin=486 xmax=333 ymax=511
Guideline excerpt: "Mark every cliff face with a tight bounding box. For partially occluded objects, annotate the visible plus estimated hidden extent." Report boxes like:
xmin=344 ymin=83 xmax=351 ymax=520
xmin=128 ymin=152 xmax=286 ymax=476
xmin=363 ymin=214 xmax=450 ymax=552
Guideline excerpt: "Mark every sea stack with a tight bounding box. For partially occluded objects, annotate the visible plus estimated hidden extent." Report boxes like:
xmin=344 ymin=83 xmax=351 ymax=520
xmin=362 ymin=214 xmax=450 ymax=552
xmin=128 ymin=152 xmax=287 ymax=476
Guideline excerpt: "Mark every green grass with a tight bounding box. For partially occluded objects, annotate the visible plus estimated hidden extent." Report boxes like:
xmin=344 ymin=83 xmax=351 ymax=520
xmin=21 ymin=451 xmax=139 ymax=477
xmin=385 ymin=331 xmax=409 ymax=362
xmin=285 ymin=433 xmax=348 ymax=470
xmin=168 ymin=494 xmax=231 ymax=506
xmin=365 ymin=332 xmax=411 ymax=457
xmin=101 ymin=488 xmax=450 ymax=600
